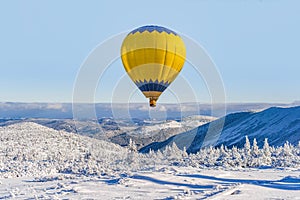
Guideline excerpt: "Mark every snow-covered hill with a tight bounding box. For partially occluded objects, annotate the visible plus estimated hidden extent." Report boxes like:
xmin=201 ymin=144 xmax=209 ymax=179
xmin=0 ymin=115 xmax=215 ymax=149
xmin=0 ymin=122 xmax=128 ymax=178
xmin=140 ymin=106 xmax=300 ymax=153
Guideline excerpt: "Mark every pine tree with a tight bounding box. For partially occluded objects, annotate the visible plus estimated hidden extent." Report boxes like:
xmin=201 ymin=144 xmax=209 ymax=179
xmin=205 ymin=146 xmax=218 ymax=167
xmin=126 ymin=139 xmax=138 ymax=170
xmin=150 ymin=148 xmax=163 ymax=167
xmin=252 ymin=138 xmax=259 ymax=157
xmin=217 ymin=145 xmax=230 ymax=167
xmin=250 ymin=138 xmax=260 ymax=167
xmin=276 ymin=141 xmax=294 ymax=167
xmin=297 ymin=142 xmax=300 ymax=156
xmin=231 ymin=146 xmax=242 ymax=167
xmin=163 ymin=145 xmax=172 ymax=158
xmin=243 ymin=136 xmax=251 ymax=167
xmin=155 ymin=149 xmax=164 ymax=164
xmin=169 ymin=142 xmax=182 ymax=161
xmin=128 ymin=138 xmax=137 ymax=152
xmin=182 ymin=146 xmax=188 ymax=158
xmin=148 ymin=149 xmax=154 ymax=157
xmin=244 ymin=136 xmax=251 ymax=155
xmin=282 ymin=141 xmax=292 ymax=156
xmin=262 ymin=138 xmax=271 ymax=166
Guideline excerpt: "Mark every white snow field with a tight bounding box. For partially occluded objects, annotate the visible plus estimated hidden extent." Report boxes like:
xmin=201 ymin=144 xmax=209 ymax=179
xmin=0 ymin=122 xmax=300 ymax=199
xmin=0 ymin=168 xmax=299 ymax=199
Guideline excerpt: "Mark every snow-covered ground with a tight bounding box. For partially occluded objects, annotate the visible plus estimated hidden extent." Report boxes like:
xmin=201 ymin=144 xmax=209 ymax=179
xmin=1 ymin=167 xmax=299 ymax=199
xmin=0 ymin=122 xmax=299 ymax=199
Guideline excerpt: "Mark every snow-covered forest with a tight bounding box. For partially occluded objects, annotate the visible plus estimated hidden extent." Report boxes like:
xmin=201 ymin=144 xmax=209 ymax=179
xmin=0 ymin=122 xmax=299 ymax=199
xmin=141 ymin=137 xmax=300 ymax=169
xmin=1 ymin=123 xmax=299 ymax=179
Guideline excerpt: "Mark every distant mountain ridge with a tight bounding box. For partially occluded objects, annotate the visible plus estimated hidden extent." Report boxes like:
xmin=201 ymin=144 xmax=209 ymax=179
xmin=140 ymin=106 xmax=300 ymax=153
xmin=1 ymin=102 xmax=299 ymax=119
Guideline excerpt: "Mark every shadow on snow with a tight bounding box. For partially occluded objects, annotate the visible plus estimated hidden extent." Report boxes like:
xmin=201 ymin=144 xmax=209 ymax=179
xmin=131 ymin=175 xmax=215 ymax=189
xmin=177 ymin=174 xmax=300 ymax=191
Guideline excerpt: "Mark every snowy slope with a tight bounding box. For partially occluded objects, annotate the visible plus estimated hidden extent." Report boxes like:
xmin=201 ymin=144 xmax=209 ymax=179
xmin=140 ymin=106 xmax=300 ymax=153
xmin=0 ymin=122 xmax=128 ymax=178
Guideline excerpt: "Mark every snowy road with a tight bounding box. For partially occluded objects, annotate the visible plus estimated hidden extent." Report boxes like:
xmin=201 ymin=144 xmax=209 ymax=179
xmin=1 ymin=167 xmax=299 ymax=199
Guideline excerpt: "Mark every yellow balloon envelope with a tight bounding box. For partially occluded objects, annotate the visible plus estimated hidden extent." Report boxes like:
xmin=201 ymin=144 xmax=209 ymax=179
xmin=121 ymin=25 xmax=186 ymax=107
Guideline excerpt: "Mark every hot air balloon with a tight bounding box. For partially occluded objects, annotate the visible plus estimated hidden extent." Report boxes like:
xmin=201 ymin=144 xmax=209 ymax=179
xmin=121 ymin=25 xmax=186 ymax=107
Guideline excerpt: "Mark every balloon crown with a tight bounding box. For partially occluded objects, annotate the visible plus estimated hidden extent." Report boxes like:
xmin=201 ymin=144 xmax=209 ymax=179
xmin=129 ymin=25 xmax=178 ymax=36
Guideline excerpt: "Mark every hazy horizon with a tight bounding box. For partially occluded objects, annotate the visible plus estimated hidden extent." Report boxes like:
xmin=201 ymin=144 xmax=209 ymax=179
xmin=1 ymin=101 xmax=300 ymax=104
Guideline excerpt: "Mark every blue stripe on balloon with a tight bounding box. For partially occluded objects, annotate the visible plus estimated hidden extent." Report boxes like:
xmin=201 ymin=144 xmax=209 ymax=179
xmin=135 ymin=79 xmax=170 ymax=92
xmin=129 ymin=25 xmax=178 ymax=36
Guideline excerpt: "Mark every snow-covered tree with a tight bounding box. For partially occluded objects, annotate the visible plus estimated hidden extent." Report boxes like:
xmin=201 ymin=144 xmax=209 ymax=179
xmin=242 ymin=136 xmax=251 ymax=167
xmin=155 ymin=149 xmax=164 ymax=165
xmin=217 ymin=145 xmax=230 ymax=167
xmin=230 ymin=146 xmax=242 ymax=167
xmin=128 ymin=138 xmax=138 ymax=152
xmin=281 ymin=141 xmax=293 ymax=157
xmin=182 ymin=146 xmax=188 ymax=158
xmin=252 ymin=138 xmax=259 ymax=157
xmin=244 ymin=136 xmax=251 ymax=155
xmin=249 ymin=138 xmax=261 ymax=167
xmin=204 ymin=146 xmax=219 ymax=167
xmin=262 ymin=138 xmax=271 ymax=166
xmin=163 ymin=142 xmax=182 ymax=162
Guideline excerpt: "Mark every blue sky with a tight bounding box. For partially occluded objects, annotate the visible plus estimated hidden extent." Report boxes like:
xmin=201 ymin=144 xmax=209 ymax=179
xmin=0 ymin=0 xmax=299 ymax=103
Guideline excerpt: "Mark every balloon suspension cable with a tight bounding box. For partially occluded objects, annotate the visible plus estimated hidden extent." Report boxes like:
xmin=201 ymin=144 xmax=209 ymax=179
xmin=149 ymin=97 xmax=157 ymax=107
